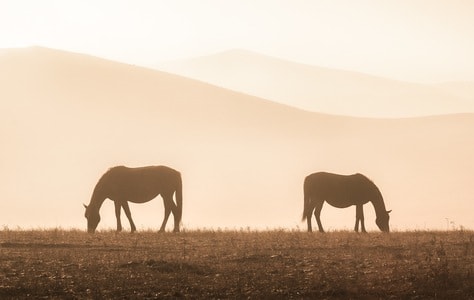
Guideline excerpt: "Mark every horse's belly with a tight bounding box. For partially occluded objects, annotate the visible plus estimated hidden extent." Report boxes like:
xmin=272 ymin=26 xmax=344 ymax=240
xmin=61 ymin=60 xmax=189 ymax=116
xmin=326 ymin=198 xmax=353 ymax=208
xmin=326 ymin=197 xmax=368 ymax=208
xmin=108 ymin=186 xmax=160 ymax=203
xmin=129 ymin=191 xmax=160 ymax=203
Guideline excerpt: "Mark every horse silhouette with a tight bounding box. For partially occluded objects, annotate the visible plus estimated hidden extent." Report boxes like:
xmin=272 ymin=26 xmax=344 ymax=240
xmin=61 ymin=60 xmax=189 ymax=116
xmin=84 ymin=165 xmax=182 ymax=233
xmin=302 ymin=172 xmax=391 ymax=232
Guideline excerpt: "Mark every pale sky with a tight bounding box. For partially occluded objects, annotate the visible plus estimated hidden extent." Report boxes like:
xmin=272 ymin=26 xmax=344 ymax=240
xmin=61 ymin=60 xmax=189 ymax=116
xmin=1 ymin=0 xmax=474 ymax=82
xmin=1 ymin=1 xmax=474 ymax=231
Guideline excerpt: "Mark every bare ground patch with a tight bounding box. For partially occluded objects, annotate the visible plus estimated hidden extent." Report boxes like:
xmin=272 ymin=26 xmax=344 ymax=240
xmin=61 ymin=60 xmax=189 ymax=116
xmin=0 ymin=230 xmax=472 ymax=298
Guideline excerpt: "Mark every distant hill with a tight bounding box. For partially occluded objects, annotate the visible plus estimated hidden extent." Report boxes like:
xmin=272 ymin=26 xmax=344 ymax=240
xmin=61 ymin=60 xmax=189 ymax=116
xmin=1 ymin=47 xmax=473 ymax=231
xmin=158 ymin=49 xmax=474 ymax=118
xmin=434 ymin=81 xmax=474 ymax=102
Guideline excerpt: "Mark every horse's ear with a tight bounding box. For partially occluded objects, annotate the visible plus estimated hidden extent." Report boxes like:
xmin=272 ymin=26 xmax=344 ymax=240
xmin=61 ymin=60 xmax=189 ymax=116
xmin=83 ymin=204 xmax=88 ymax=209
xmin=387 ymin=210 xmax=392 ymax=214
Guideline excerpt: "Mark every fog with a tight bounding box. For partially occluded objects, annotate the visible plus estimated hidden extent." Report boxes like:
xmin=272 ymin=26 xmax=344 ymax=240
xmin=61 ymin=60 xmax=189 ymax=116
xmin=158 ymin=50 xmax=474 ymax=118
xmin=1 ymin=47 xmax=473 ymax=231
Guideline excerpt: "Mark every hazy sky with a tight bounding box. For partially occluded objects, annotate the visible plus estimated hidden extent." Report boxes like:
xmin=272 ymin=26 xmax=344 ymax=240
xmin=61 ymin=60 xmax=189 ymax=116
xmin=2 ymin=1 xmax=474 ymax=232
xmin=1 ymin=0 xmax=474 ymax=83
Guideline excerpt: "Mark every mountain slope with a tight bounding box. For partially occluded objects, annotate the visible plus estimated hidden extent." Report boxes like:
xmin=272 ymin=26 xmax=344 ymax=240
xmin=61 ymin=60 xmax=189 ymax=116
xmin=158 ymin=49 xmax=474 ymax=118
xmin=434 ymin=81 xmax=474 ymax=101
xmin=1 ymin=47 xmax=473 ymax=231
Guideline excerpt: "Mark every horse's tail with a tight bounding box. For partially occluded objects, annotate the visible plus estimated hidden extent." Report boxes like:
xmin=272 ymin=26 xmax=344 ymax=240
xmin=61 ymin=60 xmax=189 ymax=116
xmin=175 ymin=173 xmax=183 ymax=223
xmin=302 ymin=177 xmax=310 ymax=221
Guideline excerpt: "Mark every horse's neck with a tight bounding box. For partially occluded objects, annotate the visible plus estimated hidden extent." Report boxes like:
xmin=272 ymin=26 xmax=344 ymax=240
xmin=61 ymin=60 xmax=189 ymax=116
xmin=89 ymin=186 xmax=107 ymax=210
xmin=370 ymin=195 xmax=387 ymax=216
xmin=90 ymin=196 xmax=106 ymax=210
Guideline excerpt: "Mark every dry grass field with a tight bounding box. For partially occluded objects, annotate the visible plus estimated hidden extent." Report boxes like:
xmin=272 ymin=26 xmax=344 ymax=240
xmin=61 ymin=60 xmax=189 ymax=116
xmin=0 ymin=229 xmax=472 ymax=299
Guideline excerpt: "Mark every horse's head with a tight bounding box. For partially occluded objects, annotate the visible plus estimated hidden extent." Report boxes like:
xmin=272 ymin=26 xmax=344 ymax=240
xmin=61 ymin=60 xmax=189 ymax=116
xmin=376 ymin=210 xmax=392 ymax=232
xmin=84 ymin=204 xmax=100 ymax=233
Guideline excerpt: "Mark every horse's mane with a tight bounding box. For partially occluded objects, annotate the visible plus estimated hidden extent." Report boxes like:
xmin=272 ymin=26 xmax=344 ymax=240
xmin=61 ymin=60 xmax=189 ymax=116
xmin=108 ymin=165 xmax=126 ymax=172
xmin=355 ymin=173 xmax=378 ymax=186
xmin=355 ymin=172 xmax=372 ymax=181
xmin=95 ymin=167 xmax=120 ymax=190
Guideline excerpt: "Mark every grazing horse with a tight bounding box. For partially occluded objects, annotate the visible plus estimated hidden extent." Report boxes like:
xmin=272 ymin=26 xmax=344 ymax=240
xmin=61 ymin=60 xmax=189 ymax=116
xmin=302 ymin=172 xmax=391 ymax=233
xmin=84 ymin=165 xmax=182 ymax=233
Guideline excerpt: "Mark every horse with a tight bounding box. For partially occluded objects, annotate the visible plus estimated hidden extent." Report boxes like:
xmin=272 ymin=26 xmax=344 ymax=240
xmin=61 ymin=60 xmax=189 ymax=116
xmin=302 ymin=172 xmax=391 ymax=233
xmin=84 ymin=165 xmax=182 ymax=233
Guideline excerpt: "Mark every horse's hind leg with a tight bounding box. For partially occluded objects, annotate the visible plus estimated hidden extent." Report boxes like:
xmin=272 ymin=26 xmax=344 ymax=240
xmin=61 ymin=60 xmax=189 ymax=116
xmin=306 ymin=213 xmax=313 ymax=233
xmin=159 ymin=194 xmax=174 ymax=232
xmin=114 ymin=201 xmax=123 ymax=232
xmin=314 ymin=199 xmax=325 ymax=233
xmin=163 ymin=194 xmax=180 ymax=232
xmin=122 ymin=201 xmax=137 ymax=233
xmin=355 ymin=204 xmax=366 ymax=233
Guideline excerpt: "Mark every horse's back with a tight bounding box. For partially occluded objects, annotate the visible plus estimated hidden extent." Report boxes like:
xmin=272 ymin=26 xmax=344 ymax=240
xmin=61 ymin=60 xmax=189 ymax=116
xmin=304 ymin=172 xmax=351 ymax=188
xmin=305 ymin=172 xmax=369 ymax=185
xmin=99 ymin=165 xmax=181 ymax=201
xmin=107 ymin=165 xmax=180 ymax=180
xmin=129 ymin=165 xmax=180 ymax=178
xmin=304 ymin=172 xmax=373 ymax=200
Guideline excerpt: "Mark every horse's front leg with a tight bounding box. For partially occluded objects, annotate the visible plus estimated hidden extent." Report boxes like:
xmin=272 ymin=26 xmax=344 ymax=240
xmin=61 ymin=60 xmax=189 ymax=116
xmin=114 ymin=201 xmax=123 ymax=232
xmin=122 ymin=201 xmax=137 ymax=233
xmin=355 ymin=204 xmax=366 ymax=233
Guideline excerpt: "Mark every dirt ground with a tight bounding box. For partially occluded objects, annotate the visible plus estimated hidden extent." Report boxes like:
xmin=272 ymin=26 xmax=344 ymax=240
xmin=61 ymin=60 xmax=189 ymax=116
xmin=0 ymin=229 xmax=472 ymax=299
